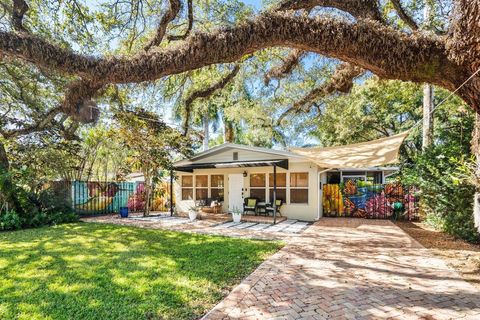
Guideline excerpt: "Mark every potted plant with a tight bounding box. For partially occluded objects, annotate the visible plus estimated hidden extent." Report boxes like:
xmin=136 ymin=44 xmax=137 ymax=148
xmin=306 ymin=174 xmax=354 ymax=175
xmin=188 ymin=206 xmax=198 ymax=221
xmin=231 ymin=206 xmax=242 ymax=223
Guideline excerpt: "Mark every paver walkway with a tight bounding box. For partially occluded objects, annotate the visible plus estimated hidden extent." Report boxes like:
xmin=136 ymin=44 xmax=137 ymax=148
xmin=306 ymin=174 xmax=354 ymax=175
xmin=205 ymin=219 xmax=480 ymax=320
xmin=214 ymin=219 xmax=310 ymax=234
xmin=82 ymin=214 xmax=307 ymax=239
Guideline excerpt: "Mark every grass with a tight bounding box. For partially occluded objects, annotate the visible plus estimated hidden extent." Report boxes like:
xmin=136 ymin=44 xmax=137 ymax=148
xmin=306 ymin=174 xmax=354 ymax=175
xmin=0 ymin=222 xmax=282 ymax=320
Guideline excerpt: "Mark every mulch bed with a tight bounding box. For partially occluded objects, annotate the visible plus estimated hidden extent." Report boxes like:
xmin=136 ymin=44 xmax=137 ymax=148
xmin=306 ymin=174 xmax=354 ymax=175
xmin=395 ymin=221 xmax=480 ymax=289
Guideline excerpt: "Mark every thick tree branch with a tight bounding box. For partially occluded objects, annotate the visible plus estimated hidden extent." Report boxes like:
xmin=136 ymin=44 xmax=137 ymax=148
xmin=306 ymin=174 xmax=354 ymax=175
xmin=447 ymin=0 xmax=480 ymax=69
xmin=168 ymin=0 xmax=193 ymax=41
xmin=0 ymin=11 xmax=474 ymax=109
xmin=11 ymin=0 xmax=28 ymax=32
xmin=0 ymin=13 xmax=458 ymax=86
xmin=277 ymin=0 xmax=383 ymax=21
xmin=265 ymin=0 xmax=382 ymax=85
xmin=144 ymin=0 xmax=181 ymax=51
xmin=0 ymin=105 xmax=63 ymax=138
xmin=277 ymin=63 xmax=363 ymax=125
xmin=391 ymin=0 xmax=418 ymax=30
xmin=264 ymin=49 xmax=305 ymax=85
xmin=182 ymin=64 xmax=240 ymax=134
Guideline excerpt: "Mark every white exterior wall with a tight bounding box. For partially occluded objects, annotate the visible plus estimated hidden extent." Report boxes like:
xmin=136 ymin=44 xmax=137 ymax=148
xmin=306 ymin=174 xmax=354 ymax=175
xmin=174 ymin=161 xmax=320 ymax=221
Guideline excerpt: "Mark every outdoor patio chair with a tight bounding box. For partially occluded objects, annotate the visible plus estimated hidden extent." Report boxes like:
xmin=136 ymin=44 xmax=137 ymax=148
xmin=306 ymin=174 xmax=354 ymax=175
xmin=243 ymin=197 xmax=258 ymax=215
xmin=201 ymin=198 xmax=223 ymax=214
xmin=265 ymin=199 xmax=283 ymax=217
xmin=195 ymin=199 xmax=207 ymax=209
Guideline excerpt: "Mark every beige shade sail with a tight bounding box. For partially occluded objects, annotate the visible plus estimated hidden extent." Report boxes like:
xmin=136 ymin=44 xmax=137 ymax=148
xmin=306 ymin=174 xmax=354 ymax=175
xmin=289 ymin=131 xmax=410 ymax=168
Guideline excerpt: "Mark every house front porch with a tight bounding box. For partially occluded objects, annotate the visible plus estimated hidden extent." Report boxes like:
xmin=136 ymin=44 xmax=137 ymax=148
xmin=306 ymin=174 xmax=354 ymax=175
xmin=176 ymin=211 xmax=287 ymax=224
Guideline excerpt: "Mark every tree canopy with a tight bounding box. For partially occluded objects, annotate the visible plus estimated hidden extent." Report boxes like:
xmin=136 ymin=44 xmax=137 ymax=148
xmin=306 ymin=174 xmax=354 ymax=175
xmin=0 ymin=0 xmax=479 ymax=129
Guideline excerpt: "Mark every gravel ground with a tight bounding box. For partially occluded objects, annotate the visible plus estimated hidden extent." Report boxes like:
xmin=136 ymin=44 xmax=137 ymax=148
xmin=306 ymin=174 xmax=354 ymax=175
xmin=395 ymin=221 xmax=480 ymax=289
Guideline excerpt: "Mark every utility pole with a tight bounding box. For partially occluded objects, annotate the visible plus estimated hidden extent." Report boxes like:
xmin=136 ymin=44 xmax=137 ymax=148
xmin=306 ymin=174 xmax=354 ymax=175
xmin=422 ymin=1 xmax=434 ymax=151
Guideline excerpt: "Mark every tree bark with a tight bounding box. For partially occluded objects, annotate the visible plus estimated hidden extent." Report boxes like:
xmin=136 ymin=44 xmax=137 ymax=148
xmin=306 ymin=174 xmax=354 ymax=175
xmin=472 ymin=113 xmax=480 ymax=233
xmin=144 ymin=172 xmax=151 ymax=217
xmin=0 ymin=13 xmax=469 ymax=100
xmin=422 ymin=2 xmax=434 ymax=151
xmin=224 ymin=120 xmax=234 ymax=143
xmin=422 ymin=84 xmax=434 ymax=150
xmin=203 ymin=114 xmax=209 ymax=151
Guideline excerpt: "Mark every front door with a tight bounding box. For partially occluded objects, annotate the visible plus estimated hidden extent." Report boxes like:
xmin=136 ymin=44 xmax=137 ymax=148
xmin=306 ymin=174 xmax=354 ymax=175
xmin=228 ymin=174 xmax=244 ymax=213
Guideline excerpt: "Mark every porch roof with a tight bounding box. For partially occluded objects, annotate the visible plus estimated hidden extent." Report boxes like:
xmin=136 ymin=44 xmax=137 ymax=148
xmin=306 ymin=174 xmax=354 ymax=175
xmin=173 ymin=159 xmax=289 ymax=172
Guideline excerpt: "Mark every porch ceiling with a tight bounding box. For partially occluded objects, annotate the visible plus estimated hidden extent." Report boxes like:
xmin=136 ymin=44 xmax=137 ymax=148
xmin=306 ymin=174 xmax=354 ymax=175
xmin=173 ymin=159 xmax=289 ymax=172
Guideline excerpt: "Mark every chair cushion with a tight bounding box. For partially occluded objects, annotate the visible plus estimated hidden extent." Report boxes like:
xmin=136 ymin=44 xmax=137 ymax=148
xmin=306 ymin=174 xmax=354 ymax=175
xmin=247 ymin=199 xmax=256 ymax=207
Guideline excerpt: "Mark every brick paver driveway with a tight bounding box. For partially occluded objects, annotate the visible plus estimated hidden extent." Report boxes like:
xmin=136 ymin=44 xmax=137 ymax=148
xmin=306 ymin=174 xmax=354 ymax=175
xmin=205 ymin=219 xmax=480 ymax=319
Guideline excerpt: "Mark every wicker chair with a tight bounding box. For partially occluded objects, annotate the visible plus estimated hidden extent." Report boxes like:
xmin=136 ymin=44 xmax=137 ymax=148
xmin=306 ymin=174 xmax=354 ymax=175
xmin=265 ymin=199 xmax=283 ymax=216
xmin=243 ymin=197 xmax=258 ymax=215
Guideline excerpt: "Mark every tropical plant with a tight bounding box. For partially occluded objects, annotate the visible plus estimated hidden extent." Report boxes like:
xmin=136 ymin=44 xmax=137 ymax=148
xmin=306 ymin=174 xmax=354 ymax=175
xmin=114 ymin=108 xmax=194 ymax=216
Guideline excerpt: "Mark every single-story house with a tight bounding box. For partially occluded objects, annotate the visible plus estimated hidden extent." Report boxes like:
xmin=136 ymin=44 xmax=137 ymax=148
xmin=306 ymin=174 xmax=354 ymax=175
xmin=172 ymin=133 xmax=408 ymax=221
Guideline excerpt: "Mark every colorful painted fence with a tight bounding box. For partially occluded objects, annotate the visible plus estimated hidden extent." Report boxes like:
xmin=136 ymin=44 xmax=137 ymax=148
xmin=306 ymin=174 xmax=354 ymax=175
xmin=322 ymin=182 xmax=419 ymax=220
xmin=72 ymin=180 xmax=173 ymax=215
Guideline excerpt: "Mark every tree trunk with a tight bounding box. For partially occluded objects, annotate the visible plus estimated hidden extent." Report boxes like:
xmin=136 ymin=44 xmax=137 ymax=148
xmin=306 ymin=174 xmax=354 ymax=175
xmin=203 ymin=114 xmax=209 ymax=151
xmin=422 ymin=1 xmax=434 ymax=151
xmin=0 ymin=141 xmax=24 ymax=215
xmin=422 ymin=84 xmax=434 ymax=150
xmin=143 ymin=172 xmax=152 ymax=217
xmin=224 ymin=120 xmax=234 ymax=143
xmin=472 ymin=113 xmax=480 ymax=233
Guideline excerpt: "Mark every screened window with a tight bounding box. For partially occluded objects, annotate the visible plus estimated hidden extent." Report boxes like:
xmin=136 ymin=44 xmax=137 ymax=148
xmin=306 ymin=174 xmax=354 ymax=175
xmin=290 ymin=173 xmax=308 ymax=204
xmin=250 ymin=173 xmax=266 ymax=201
xmin=210 ymin=175 xmax=224 ymax=201
xmin=269 ymin=173 xmax=287 ymax=203
xmin=181 ymin=176 xmax=193 ymax=200
xmin=195 ymin=175 xmax=208 ymax=201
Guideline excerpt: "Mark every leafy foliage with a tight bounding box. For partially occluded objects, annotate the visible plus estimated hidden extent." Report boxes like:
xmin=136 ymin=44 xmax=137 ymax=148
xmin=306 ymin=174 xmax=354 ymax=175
xmin=0 ymin=210 xmax=21 ymax=230
xmin=402 ymin=146 xmax=479 ymax=243
xmin=400 ymin=96 xmax=478 ymax=242
xmin=114 ymin=108 xmax=195 ymax=215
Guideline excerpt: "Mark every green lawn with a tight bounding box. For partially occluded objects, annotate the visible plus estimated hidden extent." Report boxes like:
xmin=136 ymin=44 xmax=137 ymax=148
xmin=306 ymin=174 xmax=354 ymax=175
xmin=0 ymin=223 xmax=282 ymax=320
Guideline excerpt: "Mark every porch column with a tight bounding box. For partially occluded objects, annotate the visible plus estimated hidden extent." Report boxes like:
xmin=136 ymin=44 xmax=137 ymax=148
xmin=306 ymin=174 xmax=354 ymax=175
xmin=170 ymin=170 xmax=174 ymax=216
xmin=273 ymin=164 xmax=277 ymax=225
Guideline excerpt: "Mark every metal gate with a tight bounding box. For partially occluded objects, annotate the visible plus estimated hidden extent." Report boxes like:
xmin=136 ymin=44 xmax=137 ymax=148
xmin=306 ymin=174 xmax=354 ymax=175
xmin=322 ymin=182 xmax=419 ymax=220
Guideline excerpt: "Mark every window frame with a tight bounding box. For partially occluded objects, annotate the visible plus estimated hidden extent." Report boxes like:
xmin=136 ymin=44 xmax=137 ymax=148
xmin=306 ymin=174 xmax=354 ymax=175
xmin=195 ymin=175 xmax=209 ymax=201
xmin=210 ymin=174 xmax=225 ymax=201
xmin=268 ymin=172 xmax=287 ymax=203
xmin=249 ymin=173 xmax=266 ymax=202
xmin=181 ymin=175 xmax=194 ymax=200
xmin=289 ymin=172 xmax=309 ymax=204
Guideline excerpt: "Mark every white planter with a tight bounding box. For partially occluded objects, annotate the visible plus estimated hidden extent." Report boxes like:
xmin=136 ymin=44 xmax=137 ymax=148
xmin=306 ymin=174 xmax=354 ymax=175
xmin=232 ymin=212 xmax=242 ymax=223
xmin=188 ymin=210 xmax=197 ymax=221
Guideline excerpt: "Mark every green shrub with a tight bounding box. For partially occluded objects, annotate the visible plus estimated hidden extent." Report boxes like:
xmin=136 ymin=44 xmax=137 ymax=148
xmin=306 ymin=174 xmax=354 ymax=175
xmin=1 ymin=176 xmax=78 ymax=230
xmin=0 ymin=210 xmax=22 ymax=231
xmin=401 ymin=145 xmax=480 ymax=243
xmin=47 ymin=211 xmax=79 ymax=225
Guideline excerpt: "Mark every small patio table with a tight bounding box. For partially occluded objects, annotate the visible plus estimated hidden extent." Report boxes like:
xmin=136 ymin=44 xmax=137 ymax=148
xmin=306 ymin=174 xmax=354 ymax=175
xmin=256 ymin=202 xmax=267 ymax=215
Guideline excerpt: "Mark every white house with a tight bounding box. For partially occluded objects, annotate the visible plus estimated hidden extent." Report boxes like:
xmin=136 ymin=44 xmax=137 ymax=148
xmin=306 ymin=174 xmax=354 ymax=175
xmin=172 ymin=133 xmax=408 ymax=221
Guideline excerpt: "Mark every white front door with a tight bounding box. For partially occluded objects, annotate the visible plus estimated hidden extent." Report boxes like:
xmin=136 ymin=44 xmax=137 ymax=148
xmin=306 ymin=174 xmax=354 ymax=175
xmin=228 ymin=174 xmax=244 ymax=213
